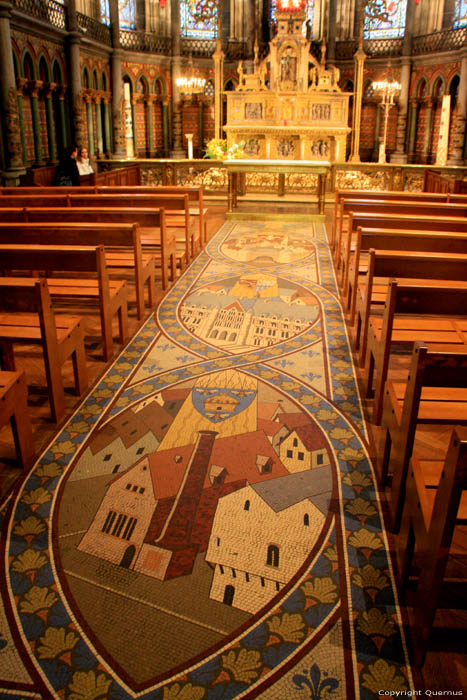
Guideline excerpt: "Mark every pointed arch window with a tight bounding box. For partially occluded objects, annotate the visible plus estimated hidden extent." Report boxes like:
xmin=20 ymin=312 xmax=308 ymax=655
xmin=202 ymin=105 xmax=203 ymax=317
xmin=453 ymin=0 xmax=467 ymax=28
xmin=363 ymin=0 xmax=407 ymax=39
xmin=119 ymin=0 xmax=135 ymax=29
xmin=270 ymin=1 xmax=314 ymax=34
xmin=181 ymin=0 xmax=218 ymax=39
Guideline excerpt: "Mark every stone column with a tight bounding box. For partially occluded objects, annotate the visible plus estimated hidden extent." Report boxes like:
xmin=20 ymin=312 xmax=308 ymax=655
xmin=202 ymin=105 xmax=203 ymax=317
xmin=422 ymin=97 xmax=434 ymax=164
xmin=447 ymin=49 xmax=467 ymax=165
xmin=84 ymin=93 xmax=94 ymax=154
xmin=95 ymin=94 xmax=103 ymax=155
xmin=146 ymin=94 xmax=155 ymax=156
xmin=29 ymin=80 xmax=45 ymax=166
xmin=349 ymin=42 xmax=366 ymax=162
xmin=390 ymin=57 xmax=412 ymax=163
xmin=110 ymin=0 xmax=126 ymax=158
xmin=407 ymin=97 xmax=418 ymax=162
xmin=102 ymin=95 xmax=112 ymax=154
xmin=372 ymin=102 xmax=382 ymax=162
xmin=162 ymin=96 xmax=170 ymax=156
xmin=327 ymin=0 xmax=338 ymax=63
xmin=16 ymin=77 xmax=28 ymax=165
xmin=43 ymin=82 xmax=58 ymax=163
xmin=0 ymin=0 xmax=26 ymax=183
xmin=170 ymin=0 xmax=185 ymax=157
xmin=57 ymin=85 xmax=69 ymax=150
xmin=66 ymin=0 xmax=83 ymax=146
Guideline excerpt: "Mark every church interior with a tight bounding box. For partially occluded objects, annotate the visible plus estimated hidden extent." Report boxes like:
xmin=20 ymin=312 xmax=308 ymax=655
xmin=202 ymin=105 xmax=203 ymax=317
xmin=0 ymin=0 xmax=466 ymax=698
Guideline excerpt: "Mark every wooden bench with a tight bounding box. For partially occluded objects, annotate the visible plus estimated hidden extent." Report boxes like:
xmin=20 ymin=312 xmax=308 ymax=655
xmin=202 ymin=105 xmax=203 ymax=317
xmin=0 ymin=192 xmax=196 ymax=268
xmin=335 ymin=198 xmax=467 ymax=267
xmin=0 ymin=370 xmax=35 ymax=469
xmin=96 ymin=185 xmax=208 ymax=246
xmin=332 ymin=188 xmax=467 ymax=254
xmin=340 ymin=213 xmax=467 ymax=295
xmin=364 ymin=281 xmax=467 ymax=426
xmin=0 ymin=222 xmax=155 ymax=320
xmin=0 ymin=278 xmax=88 ymax=422
xmin=378 ymin=341 xmax=467 ymax=532
xmin=18 ymin=207 xmax=176 ymax=291
xmin=354 ymin=246 xmax=467 ymax=368
xmin=0 ymin=244 xmax=128 ymax=362
xmin=398 ymin=423 xmax=467 ymax=666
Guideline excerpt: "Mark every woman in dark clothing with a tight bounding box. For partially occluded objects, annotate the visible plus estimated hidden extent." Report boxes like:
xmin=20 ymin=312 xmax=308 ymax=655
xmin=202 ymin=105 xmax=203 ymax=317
xmin=53 ymin=146 xmax=80 ymax=186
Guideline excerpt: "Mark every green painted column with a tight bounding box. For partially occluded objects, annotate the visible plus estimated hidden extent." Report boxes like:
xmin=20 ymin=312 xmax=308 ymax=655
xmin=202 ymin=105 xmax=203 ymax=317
xmin=407 ymin=98 xmax=418 ymax=162
xmin=162 ymin=97 xmax=170 ymax=155
xmin=58 ymin=92 xmax=69 ymax=149
xmin=95 ymin=98 xmax=103 ymax=155
xmin=86 ymin=97 xmax=94 ymax=155
xmin=103 ymin=97 xmax=112 ymax=154
xmin=146 ymin=96 xmax=154 ymax=156
xmin=44 ymin=83 xmax=57 ymax=163
xmin=422 ymin=97 xmax=434 ymax=163
xmin=16 ymin=79 xmax=27 ymax=164
xmin=30 ymin=80 xmax=44 ymax=165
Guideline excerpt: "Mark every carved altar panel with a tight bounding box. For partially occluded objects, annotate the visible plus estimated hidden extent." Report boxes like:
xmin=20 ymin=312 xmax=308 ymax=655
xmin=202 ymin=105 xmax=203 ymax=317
xmin=225 ymin=3 xmax=350 ymax=162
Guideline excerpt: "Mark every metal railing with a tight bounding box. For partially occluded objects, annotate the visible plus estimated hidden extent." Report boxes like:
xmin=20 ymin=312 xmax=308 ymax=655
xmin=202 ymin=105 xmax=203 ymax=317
xmin=335 ymin=37 xmax=403 ymax=59
xmin=120 ymin=30 xmax=171 ymax=54
xmin=11 ymin=0 xmax=66 ymax=29
xmin=77 ymin=12 xmax=111 ymax=45
xmin=412 ymin=27 xmax=466 ymax=54
xmin=181 ymin=37 xmax=217 ymax=56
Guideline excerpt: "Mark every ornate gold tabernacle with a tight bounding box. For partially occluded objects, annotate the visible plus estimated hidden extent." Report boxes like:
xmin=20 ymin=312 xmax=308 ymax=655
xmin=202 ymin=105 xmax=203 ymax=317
xmin=224 ymin=2 xmax=351 ymax=162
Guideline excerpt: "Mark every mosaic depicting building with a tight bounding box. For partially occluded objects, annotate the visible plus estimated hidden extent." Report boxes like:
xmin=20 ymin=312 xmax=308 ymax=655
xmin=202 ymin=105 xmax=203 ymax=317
xmin=77 ymin=369 xmax=333 ymax=613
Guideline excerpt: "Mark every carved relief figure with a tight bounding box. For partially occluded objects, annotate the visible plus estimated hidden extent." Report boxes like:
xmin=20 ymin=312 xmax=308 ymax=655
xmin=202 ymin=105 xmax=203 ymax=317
xmin=245 ymin=103 xmax=262 ymax=120
xmin=244 ymin=138 xmax=261 ymax=156
xmin=277 ymin=138 xmax=295 ymax=157
xmin=280 ymin=49 xmax=297 ymax=85
xmin=311 ymin=103 xmax=331 ymax=121
xmin=311 ymin=140 xmax=329 ymax=158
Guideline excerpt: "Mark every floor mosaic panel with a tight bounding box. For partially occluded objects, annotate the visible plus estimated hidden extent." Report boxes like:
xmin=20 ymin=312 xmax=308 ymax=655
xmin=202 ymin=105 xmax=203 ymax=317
xmin=0 ymin=220 xmax=413 ymax=699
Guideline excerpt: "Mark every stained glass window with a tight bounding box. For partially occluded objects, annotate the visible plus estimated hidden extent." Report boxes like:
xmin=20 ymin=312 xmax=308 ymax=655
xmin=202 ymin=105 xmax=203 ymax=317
xmin=100 ymin=0 xmax=110 ymax=25
xmin=119 ymin=0 xmax=135 ymax=29
xmin=363 ymin=0 xmax=407 ymax=39
xmin=453 ymin=0 xmax=467 ymax=28
xmin=181 ymin=1 xmax=218 ymax=39
xmin=270 ymin=0 xmax=314 ymax=35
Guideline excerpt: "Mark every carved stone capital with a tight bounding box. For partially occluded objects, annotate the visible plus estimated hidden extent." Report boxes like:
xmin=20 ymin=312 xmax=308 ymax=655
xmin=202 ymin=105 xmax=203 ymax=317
xmin=27 ymin=80 xmax=43 ymax=98
xmin=42 ymin=82 xmax=57 ymax=99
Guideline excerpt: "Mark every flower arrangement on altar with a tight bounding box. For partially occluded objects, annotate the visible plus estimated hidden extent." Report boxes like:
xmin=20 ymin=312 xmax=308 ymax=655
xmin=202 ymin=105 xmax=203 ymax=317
xmin=204 ymin=138 xmax=246 ymax=160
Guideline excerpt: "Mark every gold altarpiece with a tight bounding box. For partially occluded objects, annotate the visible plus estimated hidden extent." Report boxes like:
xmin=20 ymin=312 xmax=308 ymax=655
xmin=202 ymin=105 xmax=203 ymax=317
xmin=224 ymin=4 xmax=351 ymax=162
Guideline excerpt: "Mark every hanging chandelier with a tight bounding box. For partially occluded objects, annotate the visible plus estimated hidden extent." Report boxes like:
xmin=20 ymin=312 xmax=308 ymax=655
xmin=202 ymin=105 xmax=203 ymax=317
xmin=176 ymin=54 xmax=206 ymax=95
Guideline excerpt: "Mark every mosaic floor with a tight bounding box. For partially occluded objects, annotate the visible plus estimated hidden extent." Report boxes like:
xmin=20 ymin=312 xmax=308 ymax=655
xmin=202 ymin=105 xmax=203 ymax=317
xmin=0 ymin=220 xmax=413 ymax=699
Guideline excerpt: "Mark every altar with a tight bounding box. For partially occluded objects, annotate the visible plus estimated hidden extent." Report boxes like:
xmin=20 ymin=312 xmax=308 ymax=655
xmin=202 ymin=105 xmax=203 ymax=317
xmin=225 ymin=159 xmax=330 ymax=217
xmin=224 ymin=0 xmax=351 ymax=164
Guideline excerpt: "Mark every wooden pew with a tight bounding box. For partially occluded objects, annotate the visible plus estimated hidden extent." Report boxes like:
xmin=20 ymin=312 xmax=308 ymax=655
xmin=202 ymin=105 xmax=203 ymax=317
xmin=332 ymin=188 xmax=467 ymax=254
xmin=378 ymin=341 xmax=467 ymax=533
xmin=18 ymin=207 xmax=176 ymax=291
xmin=0 ymin=278 xmax=88 ymax=422
xmin=96 ymin=185 xmax=208 ymax=246
xmin=340 ymin=213 xmax=467 ymax=294
xmin=354 ymin=246 xmax=467 ymax=368
xmin=335 ymin=198 xmax=467 ymax=266
xmin=0 ymin=370 xmax=35 ymax=469
xmin=364 ymin=281 xmax=467 ymax=426
xmin=0 ymin=244 xmax=128 ymax=362
xmin=0 ymin=193 xmax=196 ymax=267
xmin=0 ymin=222 xmax=155 ymax=320
xmin=397 ymin=423 xmax=467 ymax=666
